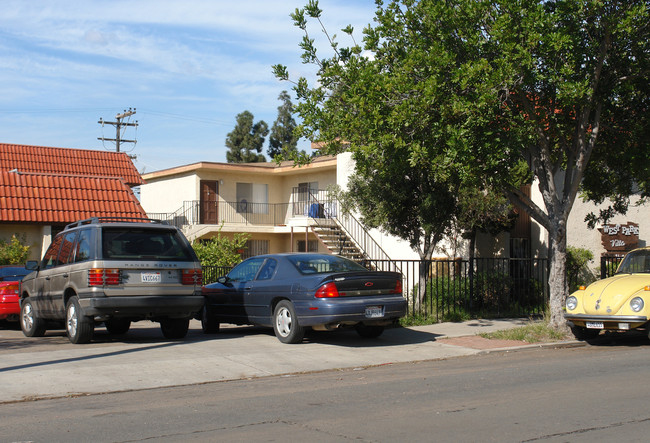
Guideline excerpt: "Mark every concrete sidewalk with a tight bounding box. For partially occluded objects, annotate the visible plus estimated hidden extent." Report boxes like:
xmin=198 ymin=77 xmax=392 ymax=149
xmin=0 ymin=318 xmax=559 ymax=403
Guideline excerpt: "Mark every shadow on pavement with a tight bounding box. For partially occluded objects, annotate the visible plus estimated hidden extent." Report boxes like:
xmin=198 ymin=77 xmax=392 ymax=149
xmin=584 ymin=330 xmax=650 ymax=347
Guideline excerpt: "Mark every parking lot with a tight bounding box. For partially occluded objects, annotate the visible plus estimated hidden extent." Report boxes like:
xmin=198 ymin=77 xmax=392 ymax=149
xmin=0 ymin=318 xmax=531 ymax=403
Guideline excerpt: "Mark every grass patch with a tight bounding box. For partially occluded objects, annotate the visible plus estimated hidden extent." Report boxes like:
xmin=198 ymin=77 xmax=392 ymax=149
xmin=399 ymin=311 xmax=471 ymax=327
xmin=399 ymin=314 xmax=436 ymax=327
xmin=479 ymin=320 xmax=571 ymax=343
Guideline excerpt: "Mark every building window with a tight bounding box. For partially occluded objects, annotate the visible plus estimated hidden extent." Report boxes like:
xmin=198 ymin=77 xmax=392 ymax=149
xmin=297 ymin=240 xmax=319 ymax=253
xmin=236 ymin=183 xmax=268 ymax=214
xmin=242 ymin=240 xmax=269 ymax=259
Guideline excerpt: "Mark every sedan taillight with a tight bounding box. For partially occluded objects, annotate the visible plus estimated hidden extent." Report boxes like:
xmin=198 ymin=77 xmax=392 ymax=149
xmin=182 ymin=268 xmax=202 ymax=285
xmin=315 ymin=282 xmax=340 ymax=298
xmin=88 ymin=268 xmax=121 ymax=286
xmin=0 ymin=283 xmax=20 ymax=296
xmin=391 ymin=279 xmax=403 ymax=295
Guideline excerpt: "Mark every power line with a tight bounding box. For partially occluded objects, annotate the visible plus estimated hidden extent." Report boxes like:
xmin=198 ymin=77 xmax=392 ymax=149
xmin=98 ymin=108 xmax=138 ymax=153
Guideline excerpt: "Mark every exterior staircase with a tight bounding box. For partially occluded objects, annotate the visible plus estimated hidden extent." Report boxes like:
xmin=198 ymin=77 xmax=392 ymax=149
xmin=311 ymin=222 xmax=366 ymax=261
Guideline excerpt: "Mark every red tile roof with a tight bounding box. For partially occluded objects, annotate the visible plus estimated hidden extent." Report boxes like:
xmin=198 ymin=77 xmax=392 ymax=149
xmin=0 ymin=171 xmax=146 ymax=223
xmin=0 ymin=143 xmax=143 ymax=186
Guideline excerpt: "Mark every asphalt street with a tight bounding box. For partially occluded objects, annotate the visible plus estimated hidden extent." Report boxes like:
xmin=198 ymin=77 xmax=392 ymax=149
xmin=0 ymin=318 xmax=548 ymax=403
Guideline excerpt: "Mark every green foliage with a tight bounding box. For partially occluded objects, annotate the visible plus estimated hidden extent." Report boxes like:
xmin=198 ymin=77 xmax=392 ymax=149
xmin=456 ymin=186 xmax=517 ymax=256
xmin=566 ymin=246 xmax=596 ymax=291
xmin=268 ymin=91 xmax=305 ymax=160
xmin=192 ymin=230 xmax=250 ymax=268
xmin=343 ymin=155 xmax=458 ymax=259
xmin=277 ymin=0 xmax=649 ymax=329
xmin=225 ymin=111 xmax=268 ymax=163
xmin=412 ymin=269 xmax=545 ymax=320
xmin=0 ymin=234 xmax=30 ymax=265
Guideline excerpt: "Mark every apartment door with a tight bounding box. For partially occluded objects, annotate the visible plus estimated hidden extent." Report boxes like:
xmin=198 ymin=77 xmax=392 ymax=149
xmin=200 ymin=180 xmax=218 ymax=224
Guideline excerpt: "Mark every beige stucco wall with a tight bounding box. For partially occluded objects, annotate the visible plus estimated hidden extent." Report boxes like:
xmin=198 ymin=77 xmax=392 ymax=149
xmin=140 ymin=174 xmax=198 ymax=214
xmin=141 ymin=161 xmax=338 ymax=216
xmin=567 ymin=195 xmax=648 ymax=257
xmin=336 ymin=153 xmax=422 ymax=260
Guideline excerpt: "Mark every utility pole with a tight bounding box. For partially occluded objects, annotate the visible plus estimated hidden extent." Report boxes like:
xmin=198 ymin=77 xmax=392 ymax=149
xmin=98 ymin=108 xmax=138 ymax=153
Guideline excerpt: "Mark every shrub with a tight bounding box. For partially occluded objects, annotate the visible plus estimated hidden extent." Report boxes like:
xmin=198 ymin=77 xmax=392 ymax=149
xmin=566 ymin=246 xmax=595 ymax=292
xmin=0 ymin=234 xmax=30 ymax=265
xmin=192 ymin=227 xmax=250 ymax=267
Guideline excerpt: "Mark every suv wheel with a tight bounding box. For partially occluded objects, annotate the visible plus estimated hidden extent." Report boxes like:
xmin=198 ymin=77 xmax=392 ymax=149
xmin=20 ymin=298 xmax=46 ymax=337
xmin=66 ymin=296 xmax=94 ymax=344
xmin=160 ymin=318 xmax=190 ymax=339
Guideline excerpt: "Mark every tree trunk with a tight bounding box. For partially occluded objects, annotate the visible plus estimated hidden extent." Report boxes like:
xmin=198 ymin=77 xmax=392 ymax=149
xmin=547 ymin=227 xmax=569 ymax=331
xmin=416 ymin=261 xmax=428 ymax=313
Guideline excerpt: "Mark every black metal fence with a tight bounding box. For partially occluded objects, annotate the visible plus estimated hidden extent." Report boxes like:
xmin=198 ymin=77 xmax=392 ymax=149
xmin=600 ymin=255 xmax=623 ymax=279
xmin=203 ymin=257 xmax=550 ymax=321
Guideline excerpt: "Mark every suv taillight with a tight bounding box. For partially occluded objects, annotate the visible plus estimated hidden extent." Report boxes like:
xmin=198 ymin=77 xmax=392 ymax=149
xmin=89 ymin=268 xmax=121 ymax=286
xmin=182 ymin=268 xmax=202 ymax=285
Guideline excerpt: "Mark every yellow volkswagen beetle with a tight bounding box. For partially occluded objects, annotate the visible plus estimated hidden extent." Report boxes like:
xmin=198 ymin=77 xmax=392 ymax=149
xmin=565 ymin=247 xmax=650 ymax=340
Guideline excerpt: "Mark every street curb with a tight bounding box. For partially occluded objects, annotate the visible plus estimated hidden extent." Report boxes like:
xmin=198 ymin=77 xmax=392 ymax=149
xmin=475 ymin=340 xmax=587 ymax=354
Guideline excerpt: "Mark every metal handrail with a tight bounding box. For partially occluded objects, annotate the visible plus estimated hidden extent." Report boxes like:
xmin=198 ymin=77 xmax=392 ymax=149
xmin=300 ymin=189 xmax=399 ymax=273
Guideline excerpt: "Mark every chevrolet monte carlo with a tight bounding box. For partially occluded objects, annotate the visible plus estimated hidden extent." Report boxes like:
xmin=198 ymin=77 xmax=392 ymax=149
xmin=565 ymin=247 xmax=650 ymax=340
xmin=201 ymin=253 xmax=407 ymax=343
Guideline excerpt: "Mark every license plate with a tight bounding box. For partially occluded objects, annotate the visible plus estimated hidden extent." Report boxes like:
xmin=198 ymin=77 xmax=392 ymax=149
xmin=365 ymin=306 xmax=384 ymax=318
xmin=141 ymin=272 xmax=161 ymax=283
xmin=586 ymin=321 xmax=604 ymax=329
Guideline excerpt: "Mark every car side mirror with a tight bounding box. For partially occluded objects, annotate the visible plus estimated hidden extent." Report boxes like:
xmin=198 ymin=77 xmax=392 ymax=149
xmin=217 ymin=276 xmax=229 ymax=284
xmin=26 ymin=260 xmax=39 ymax=271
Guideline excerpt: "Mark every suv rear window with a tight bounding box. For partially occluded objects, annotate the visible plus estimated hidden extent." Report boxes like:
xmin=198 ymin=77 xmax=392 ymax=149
xmin=102 ymin=228 xmax=195 ymax=261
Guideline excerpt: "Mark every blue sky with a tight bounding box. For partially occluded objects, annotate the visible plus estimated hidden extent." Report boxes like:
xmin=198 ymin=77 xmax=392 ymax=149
xmin=0 ymin=0 xmax=377 ymax=173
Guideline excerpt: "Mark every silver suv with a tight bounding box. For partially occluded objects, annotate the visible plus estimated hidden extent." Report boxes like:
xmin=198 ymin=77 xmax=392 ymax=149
xmin=20 ymin=217 xmax=203 ymax=344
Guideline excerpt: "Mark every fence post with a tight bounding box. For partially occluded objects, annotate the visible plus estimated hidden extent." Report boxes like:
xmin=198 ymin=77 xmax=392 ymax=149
xmin=468 ymin=257 xmax=474 ymax=310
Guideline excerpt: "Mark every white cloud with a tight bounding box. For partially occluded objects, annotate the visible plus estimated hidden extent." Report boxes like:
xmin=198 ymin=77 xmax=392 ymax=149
xmin=0 ymin=0 xmax=377 ymax=169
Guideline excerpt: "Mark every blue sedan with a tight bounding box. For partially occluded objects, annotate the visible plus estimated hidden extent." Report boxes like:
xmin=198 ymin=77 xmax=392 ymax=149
xmin=201 ymin=253 xmax=407 ymax=343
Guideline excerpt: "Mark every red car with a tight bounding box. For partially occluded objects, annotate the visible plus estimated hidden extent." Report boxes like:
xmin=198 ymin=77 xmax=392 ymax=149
xmin=0 ymin=265 xmax=31 ymax=325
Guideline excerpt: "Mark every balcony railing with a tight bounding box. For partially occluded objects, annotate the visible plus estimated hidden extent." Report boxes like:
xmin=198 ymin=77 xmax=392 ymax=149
xmin=149 ymin=201 xmax=292 ymax=228
xmin=148 ymin=189 xmax=395 ymax=265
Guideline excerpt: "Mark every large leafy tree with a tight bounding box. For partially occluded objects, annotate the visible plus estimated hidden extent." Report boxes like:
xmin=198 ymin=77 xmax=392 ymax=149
xmin=225 ymin=111 xmax=268 ymax=163
xmin=275 ymin=0 xmax=649 ymax=329
xmin=268 ymin=90 xmax=302 ymax=159
xmin=344 ymin=143 xmax=460 ymax=307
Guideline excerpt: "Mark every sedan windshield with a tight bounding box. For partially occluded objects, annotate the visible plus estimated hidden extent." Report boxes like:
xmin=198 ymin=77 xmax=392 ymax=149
xmin=616 ymin=250 xmax=650 ymax=274
xmin=288 ymin=254 xmax=367 ymax=275
xmin=0 ymin=267 xmax=30 ymax=281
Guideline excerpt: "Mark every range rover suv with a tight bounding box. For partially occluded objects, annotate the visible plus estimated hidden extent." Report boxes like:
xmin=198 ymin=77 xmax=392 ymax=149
xmin=20 ymin=217 xmax=203 ymax=344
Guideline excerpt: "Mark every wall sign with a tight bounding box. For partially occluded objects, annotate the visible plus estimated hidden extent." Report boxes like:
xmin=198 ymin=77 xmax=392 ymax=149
xmin=599 ymin=222 xmax=639 ymax=253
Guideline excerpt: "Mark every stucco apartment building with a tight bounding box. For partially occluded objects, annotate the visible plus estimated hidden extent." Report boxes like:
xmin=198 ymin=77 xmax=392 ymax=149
xmin=140 ymin=151 xmax=649 ymax=268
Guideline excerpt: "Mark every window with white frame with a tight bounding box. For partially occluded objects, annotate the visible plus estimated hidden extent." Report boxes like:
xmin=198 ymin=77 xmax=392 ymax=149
xmin=236 ymin=183 xmax=268 ymax=214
